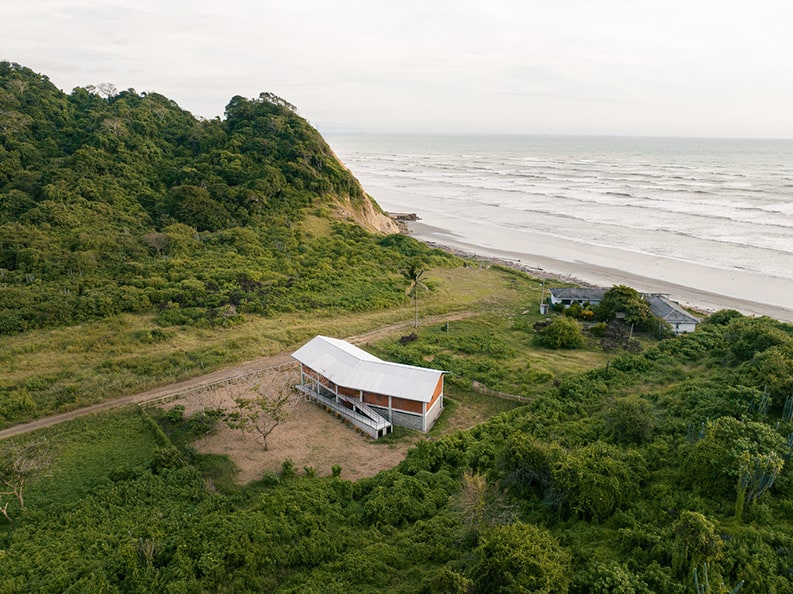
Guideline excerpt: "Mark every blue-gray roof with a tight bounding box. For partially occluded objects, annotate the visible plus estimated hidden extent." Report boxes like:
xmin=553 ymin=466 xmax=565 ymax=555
xmin=643 ymin=294 xmax=701 ymax=325
xmin=549 ymin=287 xmax=608 ymax=302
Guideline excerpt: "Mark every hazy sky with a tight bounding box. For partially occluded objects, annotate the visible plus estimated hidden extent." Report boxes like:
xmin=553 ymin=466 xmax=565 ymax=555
xmin=2 ymin=0 xmax=792 ymax=138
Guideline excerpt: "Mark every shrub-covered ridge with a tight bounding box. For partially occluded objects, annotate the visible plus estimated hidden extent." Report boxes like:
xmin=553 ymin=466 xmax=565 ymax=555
xmin=0 ymin=62 xmax=421 ymax=334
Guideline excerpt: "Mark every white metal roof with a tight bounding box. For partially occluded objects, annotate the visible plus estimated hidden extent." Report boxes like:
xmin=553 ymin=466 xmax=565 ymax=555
xmin=292 ymin=335 xmax=444 ymax=403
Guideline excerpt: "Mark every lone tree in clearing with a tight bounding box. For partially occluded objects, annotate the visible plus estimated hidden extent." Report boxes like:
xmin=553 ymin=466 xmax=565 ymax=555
xmin=402 ymin=258 xmax=427 ymax=328
xmin=0 ymin=439 xmax=50 ymax=523
xmin=222 ymin=372 xmax=299 ymax=451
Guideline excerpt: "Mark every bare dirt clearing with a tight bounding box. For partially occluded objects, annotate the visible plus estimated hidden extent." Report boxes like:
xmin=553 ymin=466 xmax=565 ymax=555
xmin=169 ymin=368 xmax=422 ymax=482
xmin=164 ymin=361 xmax=512 ymax=484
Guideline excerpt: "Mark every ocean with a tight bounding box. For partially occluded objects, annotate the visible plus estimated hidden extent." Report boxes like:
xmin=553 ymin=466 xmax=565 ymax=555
xmin=326 ymin=133 xmax=793 ymax=318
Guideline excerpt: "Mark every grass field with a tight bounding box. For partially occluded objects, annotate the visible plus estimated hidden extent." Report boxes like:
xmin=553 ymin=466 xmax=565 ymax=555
xmin=5 ymin=408 xmax=164 ymax=516
xmin=0 ymin=264 xmax=584 ymax=427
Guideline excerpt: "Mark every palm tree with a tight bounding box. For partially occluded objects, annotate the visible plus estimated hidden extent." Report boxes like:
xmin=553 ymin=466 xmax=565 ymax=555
xmin=402 ymin=259 xmax=427 ymax=328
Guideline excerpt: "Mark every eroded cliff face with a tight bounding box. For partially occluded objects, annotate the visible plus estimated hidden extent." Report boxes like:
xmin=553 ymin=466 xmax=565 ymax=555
xmin=331 ymin=194 xmax=400 ymax=234
xmin=324 ymin=145 xmax=400 ymax=234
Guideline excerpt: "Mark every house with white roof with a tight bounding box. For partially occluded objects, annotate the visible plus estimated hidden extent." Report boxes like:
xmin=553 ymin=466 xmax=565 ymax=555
xmin=291 ymin=335 xmax=445 ymax=438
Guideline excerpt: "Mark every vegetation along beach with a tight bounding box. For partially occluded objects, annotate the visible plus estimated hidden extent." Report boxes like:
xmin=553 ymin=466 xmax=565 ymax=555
xmin=3 ymin=62 xmax=793 ymax=593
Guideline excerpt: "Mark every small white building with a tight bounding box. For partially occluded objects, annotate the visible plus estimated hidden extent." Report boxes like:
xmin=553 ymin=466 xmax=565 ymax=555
xmin=292 ymin=336 xmax=445 ymax=438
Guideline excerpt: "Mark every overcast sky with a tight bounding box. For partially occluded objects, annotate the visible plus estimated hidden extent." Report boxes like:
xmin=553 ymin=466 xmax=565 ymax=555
xmin=2 ymin=0 xmax=792 ymax=138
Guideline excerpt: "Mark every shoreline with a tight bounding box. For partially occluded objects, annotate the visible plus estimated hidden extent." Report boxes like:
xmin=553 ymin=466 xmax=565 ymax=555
xmin=405 ymin=220 xmax=793 ymax=323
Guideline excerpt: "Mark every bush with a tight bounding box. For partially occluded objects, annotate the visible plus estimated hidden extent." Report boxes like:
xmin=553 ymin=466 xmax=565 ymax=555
xmin=671 ymin=511 xmax=722 ymax=577
xmin=588 ymin=322 xmax=608 ymax=337
xmin=150 ymin=447 xmax=183 ymax=473
xmin=552 ymin=441 xmax=646 ymax=521
xmin=362 ymin=471 xmax=455 ymax=526
xmin=165 ymin=404 xmax=185 ymax=424
xmin=575 ymin=560 xmax=650 ymax=594
xmin=281 ymin=459 xmax=296 ymax=479
xmin=603 ymin=396 xmax=654 ymax=445
xmin=260 ymin=471 xmax=280 ymax=487
xmin=538 ymin=317 xmax=584 ymax=349
xmin=724 ymin=317 xmax=793 ymax=363
xmin=468 ymin=522 xmax=572 ymax=593
xmin=703 ymin=309 xmax=744 ymax=326
xmin=497 ymin=433 xmax=563 ymax=498
xmin=682 ymin=416 xmax=786 ymax=499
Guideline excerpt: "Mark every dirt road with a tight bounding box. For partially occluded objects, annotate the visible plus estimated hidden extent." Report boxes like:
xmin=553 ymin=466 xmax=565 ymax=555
xmin=0 ymin=312 xmax=475 ymax=440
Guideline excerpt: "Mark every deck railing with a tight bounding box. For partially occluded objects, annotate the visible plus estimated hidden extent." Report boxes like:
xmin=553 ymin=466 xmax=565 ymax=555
xmin=295 ymin=384 xmax=391 ymax=436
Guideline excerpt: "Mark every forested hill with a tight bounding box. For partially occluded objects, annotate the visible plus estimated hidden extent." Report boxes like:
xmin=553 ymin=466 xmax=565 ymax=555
xmin=0 ymin=62 xmax=438 ymax=334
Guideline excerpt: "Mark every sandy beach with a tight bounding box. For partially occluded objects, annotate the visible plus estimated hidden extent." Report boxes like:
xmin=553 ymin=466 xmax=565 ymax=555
xmin=407 ymin=220 xmax=793 ymax=323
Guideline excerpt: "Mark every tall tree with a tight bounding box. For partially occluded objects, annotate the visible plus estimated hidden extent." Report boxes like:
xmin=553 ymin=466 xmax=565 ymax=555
xmin=402 ymin=258 xmax=427 ymax=328
xmin=597 ymin=285 xmax=655 ymax=331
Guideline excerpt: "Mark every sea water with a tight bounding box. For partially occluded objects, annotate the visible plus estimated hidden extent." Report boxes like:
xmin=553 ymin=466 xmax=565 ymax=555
xmin=326 ymin=134 xmax=793 ymax=286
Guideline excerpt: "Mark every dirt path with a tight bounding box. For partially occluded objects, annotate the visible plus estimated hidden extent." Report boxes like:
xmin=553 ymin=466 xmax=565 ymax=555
xmin=0 ymin=311 xmax=476 ymax=441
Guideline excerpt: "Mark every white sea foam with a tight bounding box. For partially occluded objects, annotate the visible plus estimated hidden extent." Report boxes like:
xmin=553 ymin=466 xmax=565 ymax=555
xmin=328 ymin=134 xmax=793 ymax=288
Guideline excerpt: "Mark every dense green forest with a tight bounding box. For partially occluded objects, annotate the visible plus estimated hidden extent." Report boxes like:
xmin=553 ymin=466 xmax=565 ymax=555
xmin=2 ymin=312 xmax=793 ymax=592
xmin=3 ymin=64 xmax=793 ymax=592
xmin=0 ymin=62 xmax=453 ymax=335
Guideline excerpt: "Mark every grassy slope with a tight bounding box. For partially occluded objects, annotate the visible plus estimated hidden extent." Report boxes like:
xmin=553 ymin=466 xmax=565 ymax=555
xmin=0 ymin=263 xmax=604 ymax=428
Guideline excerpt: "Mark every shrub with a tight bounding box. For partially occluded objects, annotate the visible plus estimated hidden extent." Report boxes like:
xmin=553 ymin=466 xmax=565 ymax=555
xmin=724 ymin=317 xmax=793 ymax=363
xmin=150 ymin=447 xmax=183 ymax=473
xmin=362 ymin=471 xmax=455 ymax=526
xmin=281 ymin=459 xmax=296 ymax=479
xmin=671 ymin=511 xmax=722 ymax=577
xmin=588 ymin=322 xmax=608 ymax=337
xmin=575 ymin=560 xmax=650 ymax=594
xmin=497 ymin=433 xmax=563 ymax=498
xmin=260 ymin=471 xmax=280 ymax=487
xmin=538 ymin=317 xmax=584 ymax=349
xmin=703 ymin=309 xmax=744 ymax=326
xmin=683 ymin=416 xmax=786 ymax=499
xmin=603 ymin=396 xmax=654 ymax=445
xmin=468 ymin=522 xmax=572 ymax=594
xmin=552 ymin=441 xmax=646 ymax=521
xmin=165 ymin=404 xmax=185 ymax=424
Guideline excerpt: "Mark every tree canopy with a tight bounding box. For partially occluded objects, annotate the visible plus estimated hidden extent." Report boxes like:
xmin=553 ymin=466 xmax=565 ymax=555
xmin=0 ymin=62 xmax=456 ymax=334
xmin=1 ymin=297 xmax=793 ymax=592
xmin=597 ymin=285 xmax=657 ymax=330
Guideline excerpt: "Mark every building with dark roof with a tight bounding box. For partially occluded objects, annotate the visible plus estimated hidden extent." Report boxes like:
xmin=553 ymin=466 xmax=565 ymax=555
xmin=549 ymin=287 xmax=700 ymax=334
